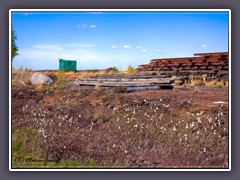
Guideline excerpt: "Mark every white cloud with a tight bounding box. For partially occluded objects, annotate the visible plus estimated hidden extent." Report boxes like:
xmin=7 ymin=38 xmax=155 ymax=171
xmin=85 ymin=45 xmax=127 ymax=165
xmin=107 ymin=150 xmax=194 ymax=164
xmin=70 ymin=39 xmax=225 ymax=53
xmin=156 ymin=49 xmax=161 ymax=52
xmin=33 ymin=44 xmax=95 ymax=51
xmin=77 ymin=24 xmax=96 ymax=29
xmin=13 ymin=43 xmax=136 ymax=70
xmin=81 ymin=24 xmax=87 ymax=29
xmin=164 ymin=49 xmax=169 ymax=52
xmin=77 ymin=24 xmax=88 ymax=29
xmin=142 ymin=49 xmax=147 ymax=53
xmin=90 ymin=24 xmax=97 ymax=28
xmin=123 ymin=45 xmax=131 ymax=49
xmin=136 ymin=46 xmax=141 ymax=49
xmin=61 ymin=43 xmax=95 ymax=48
xmin=33 ymin=44 xmax=63 ymax=51
xmin=202 ymin=44 xmax=207 ymax=48
xmin=112 ymin=45 xmax=117 ymax=48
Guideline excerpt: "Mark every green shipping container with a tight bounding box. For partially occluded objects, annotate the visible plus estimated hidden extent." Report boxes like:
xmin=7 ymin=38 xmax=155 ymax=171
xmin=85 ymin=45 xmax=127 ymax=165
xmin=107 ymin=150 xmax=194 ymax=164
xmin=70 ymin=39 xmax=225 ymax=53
xmin=59 ymin=59 xmax=77 ymax=71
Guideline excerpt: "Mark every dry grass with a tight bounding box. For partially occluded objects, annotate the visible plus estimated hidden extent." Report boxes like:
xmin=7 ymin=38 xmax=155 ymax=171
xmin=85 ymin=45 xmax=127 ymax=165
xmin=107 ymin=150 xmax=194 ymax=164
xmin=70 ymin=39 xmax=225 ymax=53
xmin=187 ymin=77 xmax=228 ymax=88
xmin=94 ymin=82 xmax=101 ymax=91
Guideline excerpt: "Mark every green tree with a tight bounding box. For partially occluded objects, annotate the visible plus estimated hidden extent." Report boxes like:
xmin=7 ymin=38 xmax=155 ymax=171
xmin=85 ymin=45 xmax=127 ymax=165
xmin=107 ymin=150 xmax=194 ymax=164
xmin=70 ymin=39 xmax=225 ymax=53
xmin=127 ymin=65 xmax=136 ymax=74
xmin=11 ymin=30 xmax=19 ymax=61
xmin=113 ymin=66 xmax=119 ymax=72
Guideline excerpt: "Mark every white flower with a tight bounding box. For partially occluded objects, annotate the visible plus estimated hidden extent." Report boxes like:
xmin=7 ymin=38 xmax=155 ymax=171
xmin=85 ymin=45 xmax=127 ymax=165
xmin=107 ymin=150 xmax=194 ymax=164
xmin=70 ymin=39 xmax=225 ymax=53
xmin=124 ymin=150 xmax=128 ymax=154
xmin=173 ymin=126 xmax=176 ymax=131
xmin=197 ymin=117 xmax=202 ymax=124
xmin=164 ymin=104 xmax=169 ymax=108
xmin=118 ymin=126 xmax=121 ymax=129
xmin=191 ymin=122 xmax=195 ymax=128
xmin=196 ymin=111 xmax=203 ymax=116
xmin=214 ymin=130 xmax=217 ymax=134
xmin=112 ymin=144 xmax=116 ymax=148
xmin=186 ymin=123 xmax=189 ymax=129
xmin=203 ymin=148 xmax=206 ymax=152
xmin=133 ymin=124 xmax=138 ymax=128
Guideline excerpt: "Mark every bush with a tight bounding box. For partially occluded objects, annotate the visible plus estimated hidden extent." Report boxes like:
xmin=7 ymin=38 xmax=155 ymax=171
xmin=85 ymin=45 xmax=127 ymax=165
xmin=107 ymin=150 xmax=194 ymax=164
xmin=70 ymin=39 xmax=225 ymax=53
xmin=113 ymin=66 xmax=119 ymax=72
xmin=127 ymin=65 xmax=136 ymax=74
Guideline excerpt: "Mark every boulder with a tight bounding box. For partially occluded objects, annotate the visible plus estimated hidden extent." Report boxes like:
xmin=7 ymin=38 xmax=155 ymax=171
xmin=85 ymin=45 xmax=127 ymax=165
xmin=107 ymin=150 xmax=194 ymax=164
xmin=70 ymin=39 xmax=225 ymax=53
xmin=30 ymin=72 xmax=53 ymax=85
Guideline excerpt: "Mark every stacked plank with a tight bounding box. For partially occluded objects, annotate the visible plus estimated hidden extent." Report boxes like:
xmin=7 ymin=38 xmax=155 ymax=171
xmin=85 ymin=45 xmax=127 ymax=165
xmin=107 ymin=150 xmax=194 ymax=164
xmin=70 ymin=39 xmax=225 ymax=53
xmin=136 ymin=52 xmax=228 ymax=75
xmin=66 ymin=74 xmax=177 ymax=91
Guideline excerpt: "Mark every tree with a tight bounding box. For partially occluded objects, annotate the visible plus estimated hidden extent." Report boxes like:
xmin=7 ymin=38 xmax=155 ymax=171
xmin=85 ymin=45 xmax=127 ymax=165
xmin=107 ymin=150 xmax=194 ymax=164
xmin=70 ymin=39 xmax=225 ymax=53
xmin=127 ymin=65 xmax=136 ymax=74
xmin=11 ymin=30 xmax=18 ymax=61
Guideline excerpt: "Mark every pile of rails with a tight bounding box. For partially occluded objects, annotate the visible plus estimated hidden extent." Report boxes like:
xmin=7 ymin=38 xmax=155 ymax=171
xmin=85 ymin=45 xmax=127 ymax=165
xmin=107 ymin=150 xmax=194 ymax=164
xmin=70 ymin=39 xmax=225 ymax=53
xmin=137 ymin=52 xmax=229 ymax=77
xmin=65 ymin=74 xmax=177 ymax=91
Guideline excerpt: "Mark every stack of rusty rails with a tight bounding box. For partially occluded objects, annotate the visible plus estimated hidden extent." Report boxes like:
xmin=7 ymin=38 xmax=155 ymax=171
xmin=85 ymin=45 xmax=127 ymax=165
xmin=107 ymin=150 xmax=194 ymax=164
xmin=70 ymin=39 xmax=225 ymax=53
xmin=69 ymin=74 xmax=178 ymax=91
xmin=136 ymin=52 xmax=229 ymax=78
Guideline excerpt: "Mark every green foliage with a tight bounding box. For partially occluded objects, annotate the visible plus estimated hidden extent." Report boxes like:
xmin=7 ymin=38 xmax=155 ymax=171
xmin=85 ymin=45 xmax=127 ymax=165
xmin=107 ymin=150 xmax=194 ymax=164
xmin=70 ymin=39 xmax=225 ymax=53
xmin=61 ymin=160 xmax=80 ymax=168
xmin=84 ymin=159 xmax=99 ymax=168
xmin=127 ymin=65 xmax=136 ymax=74
xmin=11 ymin=30 xmax=19 ymax=61
xmin=113 ymin=66 xmax=119 ymax=72
xmin=54 ymin=71 xmax=67 ymax=89
xmin=12 ymin=139 xmax=23 ymax=153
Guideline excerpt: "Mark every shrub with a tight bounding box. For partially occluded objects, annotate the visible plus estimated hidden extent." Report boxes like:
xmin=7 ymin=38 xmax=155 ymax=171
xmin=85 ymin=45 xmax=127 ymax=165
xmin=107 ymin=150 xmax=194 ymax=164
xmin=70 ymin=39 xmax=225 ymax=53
xmin=127 ymin=65 xmax=136 ymax=74
xmin=113 ymin=66 xmax=119 ymax=72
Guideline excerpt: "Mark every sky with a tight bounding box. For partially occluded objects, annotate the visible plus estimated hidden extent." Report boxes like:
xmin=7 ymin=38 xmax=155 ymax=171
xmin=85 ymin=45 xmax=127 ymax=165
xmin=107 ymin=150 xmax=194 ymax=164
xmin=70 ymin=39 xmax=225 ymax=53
xmin=11 ymin=11 xmax=229 ymax=70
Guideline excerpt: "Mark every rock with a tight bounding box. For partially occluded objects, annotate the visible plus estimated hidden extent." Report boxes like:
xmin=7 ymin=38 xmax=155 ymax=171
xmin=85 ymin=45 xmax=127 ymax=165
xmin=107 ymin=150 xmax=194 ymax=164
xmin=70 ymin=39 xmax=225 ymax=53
xmin=30 ymin=72 xmax=53 ymax=85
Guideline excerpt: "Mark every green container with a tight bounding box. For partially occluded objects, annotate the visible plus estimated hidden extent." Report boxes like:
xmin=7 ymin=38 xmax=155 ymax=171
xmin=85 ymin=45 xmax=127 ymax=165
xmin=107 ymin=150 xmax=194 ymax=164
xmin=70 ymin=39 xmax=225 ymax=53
xmin=59 ymin=59 xmax=77 ymax=71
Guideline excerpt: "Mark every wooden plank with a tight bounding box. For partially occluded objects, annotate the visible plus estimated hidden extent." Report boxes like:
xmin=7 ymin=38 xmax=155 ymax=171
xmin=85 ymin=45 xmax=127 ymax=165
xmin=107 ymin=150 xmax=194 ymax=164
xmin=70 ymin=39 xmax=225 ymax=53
xmin=77 ymin=80 xmax=173 ymax=87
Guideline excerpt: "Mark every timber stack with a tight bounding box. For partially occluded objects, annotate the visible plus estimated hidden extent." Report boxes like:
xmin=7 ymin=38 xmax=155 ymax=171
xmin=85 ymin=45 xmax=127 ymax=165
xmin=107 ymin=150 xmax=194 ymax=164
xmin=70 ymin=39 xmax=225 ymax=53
xmin=67 ymin=74 xmax=177 ymax=91
xmin=136 ymin=52 xmax=229 ymax=78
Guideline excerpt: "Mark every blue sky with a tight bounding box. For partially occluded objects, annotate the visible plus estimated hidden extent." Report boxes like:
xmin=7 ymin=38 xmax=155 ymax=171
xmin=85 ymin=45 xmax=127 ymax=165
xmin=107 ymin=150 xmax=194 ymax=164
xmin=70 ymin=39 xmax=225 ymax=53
xmin=11 ymin=11 xmax=229 ymax=70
